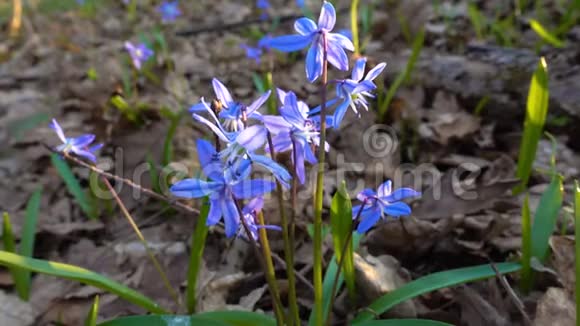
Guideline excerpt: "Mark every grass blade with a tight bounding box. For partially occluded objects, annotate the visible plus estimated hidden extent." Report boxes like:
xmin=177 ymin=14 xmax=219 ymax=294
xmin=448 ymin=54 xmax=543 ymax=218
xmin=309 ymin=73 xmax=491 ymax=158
xmin=529 ymin=19 xmax=565 ymax=48
xmin=97 ymin=311 xmax=276 ymax=326
xmin=354 ymin=320 xmax=453 ymax=326
xmin=51 ymin=153 xmax=96 ymax=219
xmin=377 ymin=28 xmax=424 ymax=118
xmin=84 ymin=295 xmax=99 ymax=326
xmin=0 ymin=250 xmax=166 ymax=313
xmin=186 ymin=198 xmax=210 ymax=314
xmin=330 ymin=181 xmax=355 ymax=300
xmin=530 ymin=175 xmax=563 ymax=262
xmin=309 ymin=232 xmax=362 ymax=326
xmin=352 ymin=262 xmax=521 ymax=323
xmin=17 ymin=188 xmax=42 ymax=300
xmin=2 ymin=212 xmax=24 ymax=295
xmin=520 ymin=194 xmax=532 ymax=293
xmin=574 ymin=181 xmax=580 ymax=326
xmin=514 ymin=58 xmax=549 ymax=194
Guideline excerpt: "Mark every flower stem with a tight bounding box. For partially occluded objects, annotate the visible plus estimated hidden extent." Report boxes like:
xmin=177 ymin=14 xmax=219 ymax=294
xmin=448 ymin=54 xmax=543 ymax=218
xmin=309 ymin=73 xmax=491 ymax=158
xmin=256 ymin=211 xmax=285 ymax=324
xmin=267 ymin=132 xmax=300 ymax=325
xmin=313 ymin=33 xmax=329 ymax=326
xmin=350 ymin=0 xmax=361 ymax=57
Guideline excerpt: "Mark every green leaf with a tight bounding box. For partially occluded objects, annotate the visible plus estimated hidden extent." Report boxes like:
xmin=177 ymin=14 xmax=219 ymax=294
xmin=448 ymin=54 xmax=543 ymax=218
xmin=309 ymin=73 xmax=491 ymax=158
xmin=51 ymin=154 xmax=96 ymax=219
xmin=186 ymin=199 xmax=210 ymax=313
xmin=145 ymin=153 xmax=161 ymax=194
xmin=7 ymin=112 xmax=50 ymax=141
xmin=85 ymin=295 xmax=99 ymax=326
xmin=520 ymin=194 xmax=532 ymax=292
xmin=251 ymin=73 xmax=266 ymax=93
xmin=529 ymin=19 xmax=565 ymax=48
xmin=309 ymin=232 xmax=362 ymax=325
xmin=514 ymin=58 xmax=549 ymax=194
xmin=467 ymin=3 xmax=486 ymax=40
xmin=530 ymin=175 xmax=563 ymax=262
xmin=354 ymin=319 xmax=454 ymax=326
xmin=330 ymin=181 xmax=355 ymax=300
xmin=378 ymin=28 xmax=424 ymax=118
xmin=574 ymin=180 xmax=580 ymax=325
xmin=97 ymin=311 xmax=276 ymax=326
xmin=2 ymin=212 xmax=24 ymax=297
xmin=0 ymin=250 xmax=166 ymax=314
xmin=17 ymin=188 xmax=42 ymax=300
xmin=352 ymin=262 xmax=521 ymax=323
xmin=163 ymin=110 xmax=184 ymax=166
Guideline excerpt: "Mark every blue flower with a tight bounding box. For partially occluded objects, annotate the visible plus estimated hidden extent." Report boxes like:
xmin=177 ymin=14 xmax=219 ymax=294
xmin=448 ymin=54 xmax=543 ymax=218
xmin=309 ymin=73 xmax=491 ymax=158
xmin=157 ymin=0 xmax=181 ymax=22
xmin=49 ymin=119 xmax=103 ymax=163
xmin=190 ymin=78 xmax=270 ymax=132
xmin=189 ymin=98 xmax=291 ymax=187
xmin=256 ymin=0 xmax=270 ymax=20
xmin=267 ymin=1 xmax=354 ymax=82
xmin=170 ymin=140 xmax=276 ymax=237
xmin=296 ymin=0 xmax=305 ymax=9
xmin=238 ymin=196 xmax=282 ymax=241
xmin=262 ymin=89 xmax=329 ymax=184
xmin=124 ymin=42 xmax=154 ymax=70
xmin=333 ymin=57 xmax=386 ymax=128
xmin=352 ymin=180 xmax=420 ymax=234
xmin=240 ymin=35 xmax=272 ymax=64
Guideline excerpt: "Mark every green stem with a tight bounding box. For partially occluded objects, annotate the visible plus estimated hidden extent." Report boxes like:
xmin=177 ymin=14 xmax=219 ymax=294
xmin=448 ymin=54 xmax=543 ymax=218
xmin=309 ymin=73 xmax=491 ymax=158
xmin=266 ymin=132 xmax=299 ymax=325
xmin=350 ymin=0 xmax=360 ymax=56
xmin=256 ymin=211 xmax=285 ymax=324
xmin=574 ymin=181 xmax=580 ymax=326
xmin=313 ymin=33 xmax=329 ymax=326
xmin=520 ymin=194 xmax=532 ymax=293
xmin=186 ymin=199 xmax=209 ymax=313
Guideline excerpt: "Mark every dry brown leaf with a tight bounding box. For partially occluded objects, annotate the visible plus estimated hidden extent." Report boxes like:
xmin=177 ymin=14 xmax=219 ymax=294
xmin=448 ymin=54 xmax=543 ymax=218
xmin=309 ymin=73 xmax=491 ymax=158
xmin=533 ymin=287 xmax=575 ymax=326
xmin=549 ymin=236 xmax=576 ymax=294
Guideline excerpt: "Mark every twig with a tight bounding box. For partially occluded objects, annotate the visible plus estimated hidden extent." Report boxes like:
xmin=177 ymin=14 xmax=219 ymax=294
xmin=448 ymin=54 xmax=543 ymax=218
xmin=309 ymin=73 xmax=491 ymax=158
xmin=489 ymin=261 xmax=532 ymax=325
xmin=43 ymin=144 xmax=199 ymax=216
xmin=271 ymin=251 xmax=315 ymax=293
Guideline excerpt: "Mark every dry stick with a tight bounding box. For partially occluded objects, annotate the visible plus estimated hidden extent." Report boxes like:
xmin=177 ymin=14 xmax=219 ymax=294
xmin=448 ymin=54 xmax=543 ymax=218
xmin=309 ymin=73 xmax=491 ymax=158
xmin=234 ymin=201 xmax=285 ymax=323
xmin=270 ymin=252 xmax=315 ymax=293
xmin=326 ymin=204 xmax=366 ymax=325
xmin=102 ymin=177 xmax=181 ymax=309
xmin=489 ymin=261 xmax=532 ymax=325
xmin=44 ymin=146 xmax=200 ymax=216
xmin=266 ymin=131 xmax=300 ymax=324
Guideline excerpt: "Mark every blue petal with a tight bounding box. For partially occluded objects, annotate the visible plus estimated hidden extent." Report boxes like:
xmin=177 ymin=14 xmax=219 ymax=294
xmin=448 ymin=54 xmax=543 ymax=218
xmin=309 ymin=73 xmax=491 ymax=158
xmin=294 ymin=17 xmax=317 ymax=35
xmin=351 ymin=57 xmax=367 ymax=81
xmin=212 ymin=78 xmax=234 ymax=107
xmin=271 ymin=132 xmax=293 ymax=153
xmin=365 ymin=62 xmax=387 ymax=81
xmin=196 ymin=139 xmax=223 ymax=180
xmin=192 ymin=113 xmax=232 ymax=143
xmin=70 ymin=134 xmax=95 ymax=147
xmin=318 ymin=1 xmax=336 ymax=31
xmin=71 ymin=148 xmax=96 ymax=162
xmin=301 ymin=139 xmax=317 ymax=164
xmin=236 ymin=125 xmax=267 ymax=152
xmin=281 ymin=92 xmax=306 ymax=127
xmin=247 ymin=90 xmax=271 ymax=116
xmin=293 ymin=141 xmax=306 ymax=184
xmin=262 ymin=115 xmax=292 ymax=134
xmin=231 ymin=179 xmax=276 ymax=199
xmin=49 ymin=119 xmax=66 ymax=143
xmin=377 ymin=180 xmax=392 ymax=198
xmin=170 ymin=178 xmax=222 ymax=198
xmin=357 ymin=188 xmax=376 ymax=201
xmin=306 ymin=43 xmax=323 ymax=82
xmin=383 ymin=188 xmax=421 ymax=202
xmin=242 ymin=196 xmax=264 ymax=215
xmin=356 ymin=205 xmax=382 ymax=233
xmin=189 ymin=101 xmax=210 ymax=112
xmin=222 ymin=198 xmax=240 ymax=238
xmin=383 ymin=201 xmax=412 ymax=217
xmin=326 ymin=41 xmax=349 ymax=71
xmin=206 ymin=198 xmax=223 ymax=225
xmin=88 ymin=143 xmax=103 ymax=153
xmin=268 ymin=34 xmax=312 ymax=52
xmin=250 ymin=154 xmax=292 ymax=186
xmin=328 ymin=32 xmax=355 ymax=52
xmin=333 ymin=99 xmax=351 ymax=129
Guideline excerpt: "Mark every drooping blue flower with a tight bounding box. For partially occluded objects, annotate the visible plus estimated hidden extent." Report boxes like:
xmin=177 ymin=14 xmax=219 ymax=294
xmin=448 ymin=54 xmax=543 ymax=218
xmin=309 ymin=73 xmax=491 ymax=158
xmin=157 ymin=0 xmax=181 ymax=22
xmin=189 ymin=98 xmax=291 ymax=187
xmin=333 ymin=57 xmax=386 ymax=128
xmin=267 ymin=1 xmax=354 ymax=82
xmin=240 ymin=35 xmax=273 ymax=64
xmin=49 ymin=119 xmax=103 ymax=163
xmin=352 ymin=180 xmax=420 ymax=234
xmin=190 ymin=78 xmax=270 ymax=132
xmin=124 ymin=42 xmax=154 ymax=70
xmin=238 ymin=196 xmax=282 ymax=241
xmin=262 ymin=89 xmax=330 ymax=184
xmin=170 ymin=139 xmax=276 ymax=237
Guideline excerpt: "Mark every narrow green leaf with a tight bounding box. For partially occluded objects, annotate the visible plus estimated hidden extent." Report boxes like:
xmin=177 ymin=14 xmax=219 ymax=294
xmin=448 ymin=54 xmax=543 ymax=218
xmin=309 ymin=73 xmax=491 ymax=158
xmin=84 ymin=295 xmax=99 ymax=326
xmin=574 ymin=180 xmax=580 ymax=326
xmin=17 ymin=188 xmax=42 ymax=300
xmin=0 ymin=250 xmax=166 ymax=314
xmin=145 ymin=154 xmax=161 ymax=194
xmin=378 ymin=28 xmax=424 ymax=118
xmin=97 ymin=311 xmax=276 ymax=326
xmin=163 ymin=110 xmax=184 ymax=166
xmin=529 ymin=19 xmax=565 ymax=48
xmin=514 ymin=58 xmax=549 ymax=194
xmin=330 ymin=181 xmax=355 ymax=300
xmin=1 ymin=212 xmax=23 ymax=296
xmin=186 ymin=199 xmax=210 ymax=313
xmin=354 ymin=319 xmax=454 ymax=326
xmin=251 ymin=73 xmax=266 ymax=93
xmin=467 ymin=3 xmax=485 ymax=40
xmin=530 ymin=175 xmax=563 ymax=262
xmin=51 ymin=154 xmax=96 ymax=219
xmin=7 ymin=112 xmax=50 ymax=141
xmin=520 ymin=194 xmax=532 ymax=293
xmin=309 ymin=232 xmax=362 ymax=326
xmin=352 ymin=262 xmax=521 ymax=323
